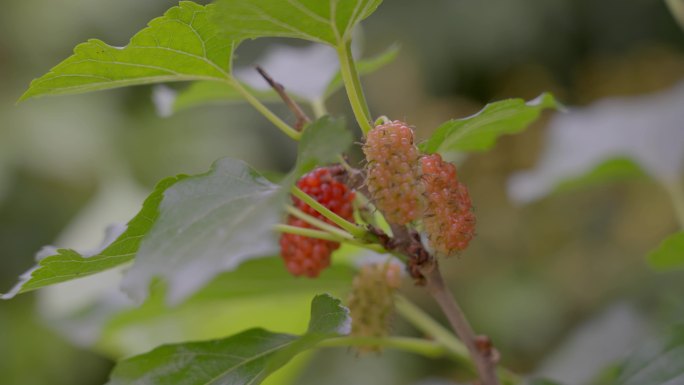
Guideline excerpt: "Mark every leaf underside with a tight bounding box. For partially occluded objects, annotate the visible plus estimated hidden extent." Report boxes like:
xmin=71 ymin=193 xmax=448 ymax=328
xmin=1 ymin=176 xmax=184 ymax=299
xmin=121 ymin=158 xmax=283 ymax=305
xmin=615 ymin=325 xmax=684 ymax=385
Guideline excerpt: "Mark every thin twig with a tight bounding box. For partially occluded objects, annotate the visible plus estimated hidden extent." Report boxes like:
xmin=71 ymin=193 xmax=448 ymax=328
xmin=421 ymin=261 xmax=500 ymax=385
xmin=256 ymin=66 xmax=311 ymax=130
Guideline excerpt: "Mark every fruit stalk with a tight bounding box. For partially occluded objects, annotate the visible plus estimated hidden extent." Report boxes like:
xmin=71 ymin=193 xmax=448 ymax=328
xmin=421 ymin=262 xmax=500 ymax=385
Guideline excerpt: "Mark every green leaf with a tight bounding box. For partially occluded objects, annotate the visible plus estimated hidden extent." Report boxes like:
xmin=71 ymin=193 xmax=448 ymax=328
xmin=173 ymin=81 xmax=280 ymax=112
xmin=296 ymin=116 xmax=352 ymax=174
xmin=1 ymin=176 xmax=185 ymax=299
xmin=528 ymin=380 xmax=564 ymax=385
xmin=98 ymin=258 xmax=355 ymax=357
xmin=324 ymin=43 xmax=399 ymax=98
xmin=121 ymin=158 xmax=283 ymax=304
xmin=105 ymin=294 xmax=350 ymax=385
xmin=666 ymin=0 xmax=684 ymax=31
xmin=172 ymin=44 xmax=399 ymax=113
xmin=647 ymin=232 xmax=684 ymax=271
xmin=509 ymin=86 xmax=684 ymax=204
xmin=20 ymin=2 xmax=235 ymax=101
xmin=613 ymin=325 xmax=684 ymax=385
xmin=211 ymin=0 xmax=383 ymax=46
xmin=552 ymin=157 xmax=645 ymax=195
xmin=419 ymin=93 xmax=560 ymax=154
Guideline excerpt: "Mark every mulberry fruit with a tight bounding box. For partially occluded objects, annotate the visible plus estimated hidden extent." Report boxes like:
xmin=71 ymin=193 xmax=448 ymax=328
xmin=363 ymin=120 xmax=423 ymax=225
xmin=421 ymin=154 xmax=475 ymax=256
xmin=347 ymin=262 xmax=402 ymax=352
xmin=280 ymin=167 xmax=355 ymax=277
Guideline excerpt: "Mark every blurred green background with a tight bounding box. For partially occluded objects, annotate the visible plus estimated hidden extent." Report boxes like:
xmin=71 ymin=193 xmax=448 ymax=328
xmin=1 ymin=1 xmax=684 ymax=384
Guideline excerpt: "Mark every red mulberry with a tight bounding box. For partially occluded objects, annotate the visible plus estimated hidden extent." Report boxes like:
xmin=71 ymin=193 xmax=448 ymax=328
xmin=280 ymin=167 xmax=355 ymax=277
xmin=421 ymin=154 xmax=475 ymax=256
xmin=363 ymin=120 xmax=424 ymax=225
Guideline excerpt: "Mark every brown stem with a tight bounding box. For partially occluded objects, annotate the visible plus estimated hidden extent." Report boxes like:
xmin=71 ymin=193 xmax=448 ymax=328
xmin=255 ymin=66 xmax=311 ymax=130
xmin=421 ymin=262 xmax=500 ymax=385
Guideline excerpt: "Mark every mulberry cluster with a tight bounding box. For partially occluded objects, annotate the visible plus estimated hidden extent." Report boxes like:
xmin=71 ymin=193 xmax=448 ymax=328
xmin=279 ymin=167 xmax=355 ymax=277
xmin=363 ymin=120 xmax=424 ymax=225
xmin=421 ymin=153 xmax=475 ymax=256
xmin=347 ymin=263 xmax=402 ymax=352
xmin=363 ymin=120 xmax=476 ymax=257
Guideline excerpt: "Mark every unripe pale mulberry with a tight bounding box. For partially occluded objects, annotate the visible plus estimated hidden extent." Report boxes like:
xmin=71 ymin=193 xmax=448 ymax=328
xmin=363 ymin=121 xmax=423 ymax=225
xmin=421 ymin=154 xmax=475 ymax=256
xmin=347 ymin=263 xmax=402 ymax=352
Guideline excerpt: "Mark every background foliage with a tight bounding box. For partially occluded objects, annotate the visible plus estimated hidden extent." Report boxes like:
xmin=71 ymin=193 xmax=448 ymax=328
xmin=1 ymin=1 xmax=684 ymax=384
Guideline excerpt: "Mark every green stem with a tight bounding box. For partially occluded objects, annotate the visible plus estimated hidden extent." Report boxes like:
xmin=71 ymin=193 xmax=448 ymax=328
xmin=274 ymin=224 xmax=343 ymax=242
xmin=274 ymin=223 xmax=386 ymax=254
xmin=336 ymin=41 xmax=373 ymax=135
xmin=396 ymin=295 xmax=521 ymax=384
xmin=663 ymin=177 xmax=684 ymax=229
xmin=227 ymin=78 xmax=301 ymax=141
xmin=311 ymin=98 xmax=328 ymax=119
xmin=291 ymin=186 xmax=366 ymax=238
xmin=395 ymin=295 xmax=471 ymax=363
xmin=319 ymin=336 xmax=460 ymax=361
xmin=286 ymin=205 xmax=354 ymax=240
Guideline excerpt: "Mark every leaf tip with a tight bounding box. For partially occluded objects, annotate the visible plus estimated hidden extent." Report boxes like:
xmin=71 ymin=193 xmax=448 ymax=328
xmin=530 ymin=92 xmax=566 ymax=113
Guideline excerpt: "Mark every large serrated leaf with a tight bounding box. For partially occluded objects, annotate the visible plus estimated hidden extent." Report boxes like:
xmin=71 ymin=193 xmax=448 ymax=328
xmin=211 ymin=0 xmax=383 ymax=46
xmin=1 ymin=176 xmax=184 ymax=299
xmin=647 ymin=232 xmax=684 ymax=271
xmin=20 ymin=2 xmax=235 ymax=101
xmin=419 ymin=93 xmax=560 ymax=154
xmin=105 ymin=294 xmax=350 ymax=385
xmin=121 ymin=158 xmax=283 ymax=304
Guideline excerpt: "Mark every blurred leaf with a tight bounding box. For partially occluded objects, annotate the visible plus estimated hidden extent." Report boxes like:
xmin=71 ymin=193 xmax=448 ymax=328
xmin=612 ymin=325 xmax=684 ymax=385
xmin=105 ymin=294 xmax=350 ymax=385
xmin=528 ymin=379 xmax=564 ymax=385
xmin=20 ymin=2 xmax=234 ymax=101
xmin=173 ymin=43 xmax=399 ymax=112
xmin=121 ymin=158 xmax=283 ymax=305
xmin=647 ymin=232 xmax=684 ymax=271
xmin=1 ymin=176 xmax=183 ymax=299
xmin=234 ymin=43 xmax=340 ymax=102
xmin=588 ymin=365 xmax=623 ymax=385
xmin=173 ymin=81 xmax=279 ymax=112
xmin=324 ymin=44 xmax=400 ymax=98
xmin=296 ymin=116 xmax=352 ymax=174
xmin=99 ymin=258 xmax=354 ymax=357
xmin=666 ymin=0 xmax=684 ymax=30
xmin=0 ymin=300 xmax=111 ymax=385
xmin=211 ymin=0 xmax=383 ymax=46
xmin=508 ymin=83 xmax=684 ymax=203
xmin=419 ymin=93 xmax=559 ymax=154
xmin=552 ymin=158 xmax=645 ymax=194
